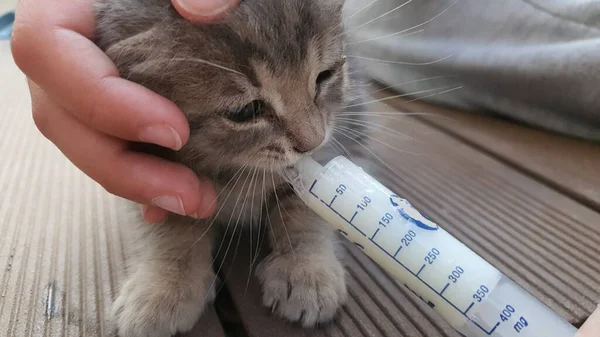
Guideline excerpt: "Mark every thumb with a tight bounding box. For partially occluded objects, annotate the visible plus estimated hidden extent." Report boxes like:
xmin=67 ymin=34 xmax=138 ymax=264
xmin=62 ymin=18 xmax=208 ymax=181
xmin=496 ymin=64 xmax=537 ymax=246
xmin=172 ymin=0 xmax=240 ymax=22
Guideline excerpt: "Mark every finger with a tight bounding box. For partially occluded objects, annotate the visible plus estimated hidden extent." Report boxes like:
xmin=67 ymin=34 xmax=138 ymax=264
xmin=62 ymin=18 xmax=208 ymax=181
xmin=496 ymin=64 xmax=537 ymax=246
xmin=29 ymin=81 xmax=217 ymax=218
xmin=172 ymin=0 xmax=240 ymax=22
xmin=11 ymin=0 xmax=189 ymax=151
xmin=142 ymin=205 xmax=168 ymax=223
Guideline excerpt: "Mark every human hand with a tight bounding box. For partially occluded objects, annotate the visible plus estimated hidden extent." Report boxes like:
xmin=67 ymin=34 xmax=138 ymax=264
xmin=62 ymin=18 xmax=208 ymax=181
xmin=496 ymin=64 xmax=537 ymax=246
xmin=11 ymin=0 xmax=239 ymax=222
xmin=575 ymin=305 xmax=600 ymax=337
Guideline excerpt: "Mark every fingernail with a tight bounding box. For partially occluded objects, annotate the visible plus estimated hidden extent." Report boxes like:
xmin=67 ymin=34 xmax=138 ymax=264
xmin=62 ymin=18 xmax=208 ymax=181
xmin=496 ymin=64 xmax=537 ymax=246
xmin=175 ymin=0 xmax=233 ymax=17
xmin=194 ymin=178 xmax=217 ymax=219
xmin=152 ymin=195 xmax=186 ymax=216
xmin=141 ymin=204 xmax=155 ymax=223
xmin=140 ymin=125 xmax=183 ymax=150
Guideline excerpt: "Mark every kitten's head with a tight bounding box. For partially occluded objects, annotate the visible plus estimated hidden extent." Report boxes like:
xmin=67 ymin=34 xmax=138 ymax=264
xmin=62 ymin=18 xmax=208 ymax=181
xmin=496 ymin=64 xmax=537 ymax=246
xmin=97 ymin=0 xmax=357 ymax=173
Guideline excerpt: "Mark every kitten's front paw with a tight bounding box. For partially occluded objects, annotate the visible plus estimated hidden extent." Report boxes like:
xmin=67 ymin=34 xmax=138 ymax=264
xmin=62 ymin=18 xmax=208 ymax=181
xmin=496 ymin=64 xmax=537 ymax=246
xmin=112 ymin=271 xmax=217 ymax=337
xmin=257 ymin=252 xmax=347 ymax=327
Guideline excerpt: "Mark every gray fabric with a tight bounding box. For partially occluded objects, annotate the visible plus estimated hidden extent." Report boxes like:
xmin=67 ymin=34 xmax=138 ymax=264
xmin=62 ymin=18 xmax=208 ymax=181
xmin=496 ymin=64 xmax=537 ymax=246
xmin=344 ymin=0 xmax=600 ymax=142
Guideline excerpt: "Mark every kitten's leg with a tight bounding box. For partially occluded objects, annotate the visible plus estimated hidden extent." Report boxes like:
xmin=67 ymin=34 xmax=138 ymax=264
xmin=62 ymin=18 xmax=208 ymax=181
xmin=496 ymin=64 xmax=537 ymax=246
xmin=257 ymin=195 xmax=347 ymax=327
xmin=112 ymin=215 xmax=216 ymax=337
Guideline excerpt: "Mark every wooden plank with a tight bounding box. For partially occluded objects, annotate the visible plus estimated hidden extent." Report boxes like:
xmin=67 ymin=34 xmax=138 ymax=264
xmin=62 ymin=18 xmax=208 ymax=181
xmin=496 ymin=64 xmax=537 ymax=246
xmin=222 ymin=101 xmax=599 ymax=336
xmin=374 ymin=89 xmax=600 ymax=209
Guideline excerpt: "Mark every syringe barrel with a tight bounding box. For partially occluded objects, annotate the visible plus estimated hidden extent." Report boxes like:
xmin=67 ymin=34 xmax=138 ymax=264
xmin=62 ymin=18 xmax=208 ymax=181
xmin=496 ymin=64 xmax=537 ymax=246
xmin=285 ymin=156 xmax=577 ymax=337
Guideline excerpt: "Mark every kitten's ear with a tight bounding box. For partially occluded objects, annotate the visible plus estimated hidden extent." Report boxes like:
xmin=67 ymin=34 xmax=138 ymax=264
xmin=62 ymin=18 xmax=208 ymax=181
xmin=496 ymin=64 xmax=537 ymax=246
xmin=105 ymin=27 xmax=169 ymax=78
xmin=104 ymin=26 xmax=176 ymax=92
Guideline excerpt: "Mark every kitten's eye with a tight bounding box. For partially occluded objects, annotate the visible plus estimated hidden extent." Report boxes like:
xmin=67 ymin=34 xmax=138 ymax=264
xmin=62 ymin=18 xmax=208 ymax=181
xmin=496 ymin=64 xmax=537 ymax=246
xmin=316 ymin=69 xmax=335 ymax=86
xmin=229 ymin=100 xmax=266 ymax=123
xmin=316 ymin=57 xmax=346 ymax=87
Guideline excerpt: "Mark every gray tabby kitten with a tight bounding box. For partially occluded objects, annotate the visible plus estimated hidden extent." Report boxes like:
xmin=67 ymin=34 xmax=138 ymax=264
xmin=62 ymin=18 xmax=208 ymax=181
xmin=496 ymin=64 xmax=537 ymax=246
xmin=94 ymin=0 xmax=368 ymax=336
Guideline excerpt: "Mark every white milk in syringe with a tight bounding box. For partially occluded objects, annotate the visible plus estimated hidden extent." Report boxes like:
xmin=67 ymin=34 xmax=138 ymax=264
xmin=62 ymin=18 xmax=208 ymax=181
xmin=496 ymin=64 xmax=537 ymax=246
xmin=284 ymin=156 xmax=577 ymax=337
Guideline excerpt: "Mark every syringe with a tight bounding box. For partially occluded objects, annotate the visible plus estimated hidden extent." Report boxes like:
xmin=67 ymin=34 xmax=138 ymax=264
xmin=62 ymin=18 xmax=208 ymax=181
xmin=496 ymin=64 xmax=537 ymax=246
xmin=284 ymin=156 xmax=578 ymax=337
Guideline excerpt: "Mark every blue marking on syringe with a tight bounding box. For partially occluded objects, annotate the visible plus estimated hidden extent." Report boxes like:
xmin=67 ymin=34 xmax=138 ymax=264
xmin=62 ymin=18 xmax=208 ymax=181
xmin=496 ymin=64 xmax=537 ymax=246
xmin=371 ymin=228 xmax=380 ymax=240
xmin=473 ymin=321 xmax=500 ymax=336
xmin=310 ymin=181 xmax=368 ymax=237
xmin=416 ymin=264 xmax=426 ymax=277
xmin=329 ymin=195 xmax=338 ymax=207
xmin=465 ymin=302 xmax=475 ymax=315
xmin=324 ymin=202 xmax=367 ymax=237
xmin=441 ymin=283 xmax=450 ymax=295
xmin=309 ymin=180 xmax=319 ymax=198
xmin=371 ymin=238 xmax=399 ymax=261
xmin=308 ymin=178 xmax=504 ymax=337
xmin=393 ymin=246 xmax=403 ymax=257
xmin=350 ymin=211 xmax=358 ymax=223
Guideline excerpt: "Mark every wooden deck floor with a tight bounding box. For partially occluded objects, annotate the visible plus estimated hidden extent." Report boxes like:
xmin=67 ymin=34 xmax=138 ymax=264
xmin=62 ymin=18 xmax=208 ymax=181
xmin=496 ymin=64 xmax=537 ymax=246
xmin=1 ymin=39 xmax=599 ymax=337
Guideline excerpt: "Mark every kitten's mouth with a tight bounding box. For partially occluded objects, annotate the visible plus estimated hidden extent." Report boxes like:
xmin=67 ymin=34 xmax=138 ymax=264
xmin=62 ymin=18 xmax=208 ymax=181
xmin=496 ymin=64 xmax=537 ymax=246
xmin=257 ymin=127 xmax=332 ymax=171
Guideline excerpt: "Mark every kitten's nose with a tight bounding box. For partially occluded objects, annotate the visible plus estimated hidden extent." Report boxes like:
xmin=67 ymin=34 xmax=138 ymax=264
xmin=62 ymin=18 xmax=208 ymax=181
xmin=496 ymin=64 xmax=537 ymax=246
xmin=291 ymin=128 xmax=325 ymax=153
xmin=281 ymin=103 xmax=325 ymax=153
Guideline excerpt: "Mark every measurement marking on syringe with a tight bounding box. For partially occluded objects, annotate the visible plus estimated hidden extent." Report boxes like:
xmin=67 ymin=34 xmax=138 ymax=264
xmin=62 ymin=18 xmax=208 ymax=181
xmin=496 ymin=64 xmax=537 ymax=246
xmin=328 ymin=205 xmax=366 ymax=237
xmin=371 ymin=228 xmax=380 ymax=240
xmin=416 ymin=264 xmax=426 ymax=277
xmin=393 ymin=246 xmax=403 ymax=257
xmin=350 ymin=211 xmax=358 ymax=223
xmin=474 ymin=321 xmax=500 ymax=335
xmin=329 ymin=195 xmax=338 ymax=207
xmin=309 ymin=178 xmax=503 ymax=337
xmin=464 ymin=302 xmax=475 ymax=315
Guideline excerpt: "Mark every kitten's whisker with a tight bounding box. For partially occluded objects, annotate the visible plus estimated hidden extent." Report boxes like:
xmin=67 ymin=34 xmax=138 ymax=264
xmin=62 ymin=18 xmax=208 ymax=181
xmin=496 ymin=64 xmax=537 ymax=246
xmin=274 ymin=188 xmax=306 ymax=227
xmin=334 ymin=117 xmax=414 ymax=141
xmin=178 ymin=155 xmax=251 ymax=241
xmin=326 ymin=139 xmax=343 ymax=156
xmin=213 ymin=166 xmax=254 ymax=261
xmin=181 ymin=155 xmax=256 ymax=261
xmin=248 ymin=166 xmax=259 ymax=269
xmin=242 ymin=166 xmax=261 ymax=298
xmin=209 ymin=168 xmax=252 ymax=271
xmin=346 ymin=54 xmax=454 ymax=66
xmin=345 ymin=29 xmax=423 ymax=46
xmin=333 ymin=125 xmax=427 ymax=157
xmin=332 ymin=128 xmax=409 ymax=185
xmin=206 ymin=168 xmax=254 ymax=302
xmin=328 ymin=137 xmax=350 ymax=159
xmin=342 ymin=86 xmax=458 ymax=108
xmin=344 ymin=0 xmax=381 ymax=24
xmin=339 ymin=112 xmax=456 ymax=126
xmin=270 ymin=166 xmax=296 ymax=260
xmin=407 ymin=86 xmax=464 ymax=103
xmin=223 ymin=166 xmax=260 ymax=297
xmin=251 ymin=167 xmax=268 ymax=268
xmin=169 ymin=57 xmax=244 ymax=75
xmin=346 ymin=0 xmax=458 ymax=45
xmin=338 ymin=112 xmax=457 ymax=131
xmin=329 ymin=0 xmax=381 ymax=34
xmin=331 ymin=136 xmax=356 ymax=161
xmin=263 ymin=161 xmax=279 ymax=251
xmin=344 ymin=0 xmax=414 ymax=35
xmin=340 ymin=111 xmax=443 ymax=118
